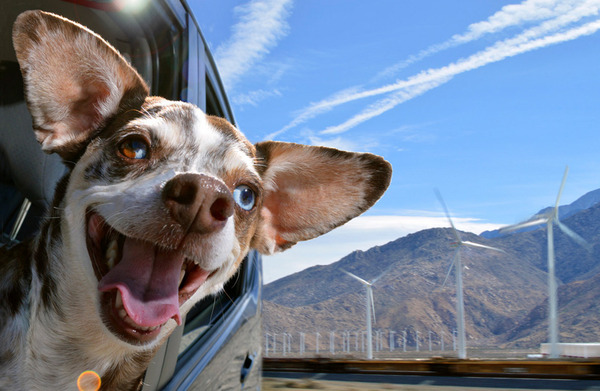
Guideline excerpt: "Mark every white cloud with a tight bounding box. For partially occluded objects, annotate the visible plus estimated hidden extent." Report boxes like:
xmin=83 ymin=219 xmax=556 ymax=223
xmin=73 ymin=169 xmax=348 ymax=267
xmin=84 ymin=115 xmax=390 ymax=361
xmin=263 ymin=214 xmax=505 ymax=283
xmin=215 ymin=0 xmax=293 ymax=91
xmin=302 ymin=131 xmax=380 ymax=152
xmin=231 ymin=88 xmax=282 ymax=107
xmin=453 ymin=0 xmax=585 ymax=42
xmin=306 ymin=135 xmax=362 ymax=151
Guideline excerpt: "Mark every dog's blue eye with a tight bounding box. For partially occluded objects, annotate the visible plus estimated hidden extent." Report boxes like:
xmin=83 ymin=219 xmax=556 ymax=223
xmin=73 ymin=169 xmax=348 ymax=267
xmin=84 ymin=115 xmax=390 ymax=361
xmin=119 ymin=139 xmax=148 ymax=160
xmin=233 ymin=185 xmax=256 ymax=211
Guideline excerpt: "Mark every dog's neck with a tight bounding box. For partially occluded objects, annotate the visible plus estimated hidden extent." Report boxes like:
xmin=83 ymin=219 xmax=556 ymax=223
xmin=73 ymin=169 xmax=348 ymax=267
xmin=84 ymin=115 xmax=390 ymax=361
xmin=4 ymin=209 xmax=156 ymax=391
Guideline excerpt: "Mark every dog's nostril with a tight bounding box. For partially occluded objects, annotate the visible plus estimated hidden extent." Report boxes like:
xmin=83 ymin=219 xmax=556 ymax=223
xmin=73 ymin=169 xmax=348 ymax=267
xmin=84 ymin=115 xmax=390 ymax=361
xmin=211 ymin=196 xmax=234 ymax=222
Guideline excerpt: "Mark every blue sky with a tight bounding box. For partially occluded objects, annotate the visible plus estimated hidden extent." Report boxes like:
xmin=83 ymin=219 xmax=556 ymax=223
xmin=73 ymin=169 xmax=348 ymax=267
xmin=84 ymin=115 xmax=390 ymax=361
xmin=190 ymin=0 xmax=600 ymax=283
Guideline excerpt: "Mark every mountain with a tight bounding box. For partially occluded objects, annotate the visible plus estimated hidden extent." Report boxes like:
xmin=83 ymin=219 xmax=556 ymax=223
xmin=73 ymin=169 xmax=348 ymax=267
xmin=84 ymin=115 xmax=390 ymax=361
xmin=264 ymin=229 xmax=544 ymax=344
xmin=481 ymin=188 xmax=600 ymax=239
xmin=263 ymin=202 xmax=600 ymax=350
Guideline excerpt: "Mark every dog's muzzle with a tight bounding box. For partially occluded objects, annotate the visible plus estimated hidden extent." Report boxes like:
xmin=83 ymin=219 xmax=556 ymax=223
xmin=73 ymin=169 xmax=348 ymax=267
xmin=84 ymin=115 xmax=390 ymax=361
xmin=86 ymin=173 xmax=235 ymax=344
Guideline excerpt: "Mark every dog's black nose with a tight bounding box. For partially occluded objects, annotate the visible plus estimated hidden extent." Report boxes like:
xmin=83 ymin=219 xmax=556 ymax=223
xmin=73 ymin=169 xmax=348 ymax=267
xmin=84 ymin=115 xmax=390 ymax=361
xmin=162 ymin=173 xmax=234 ymax=234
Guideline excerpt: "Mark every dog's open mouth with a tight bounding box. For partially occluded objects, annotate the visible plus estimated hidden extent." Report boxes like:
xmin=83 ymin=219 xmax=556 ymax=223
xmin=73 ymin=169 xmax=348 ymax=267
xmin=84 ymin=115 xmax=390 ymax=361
xmin=86 ymin=211 xmax=210 ymax=344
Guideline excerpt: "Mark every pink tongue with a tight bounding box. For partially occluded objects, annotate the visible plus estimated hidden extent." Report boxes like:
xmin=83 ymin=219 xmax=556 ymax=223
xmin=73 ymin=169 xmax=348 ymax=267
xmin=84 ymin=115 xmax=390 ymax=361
xmin=98 ymin=237 xmax=184 ymax=327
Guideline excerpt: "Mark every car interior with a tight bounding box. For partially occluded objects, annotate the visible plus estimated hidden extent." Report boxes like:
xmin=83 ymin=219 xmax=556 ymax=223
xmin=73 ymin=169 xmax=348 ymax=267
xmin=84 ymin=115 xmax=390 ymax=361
xmin=0 ymin=1 xmax=261 ymax=389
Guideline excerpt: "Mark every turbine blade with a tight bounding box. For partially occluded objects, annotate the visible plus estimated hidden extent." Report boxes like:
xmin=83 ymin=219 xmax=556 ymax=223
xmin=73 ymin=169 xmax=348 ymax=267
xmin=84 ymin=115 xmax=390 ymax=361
xmin=500 ymin=217 xmax=548 ymax=233
xmin=371 ymin=273 xmax=385 ymax=285
xmin=342 ymin=269 xmax=371 ymax=286
xmin=555 ymin=220 xmax=592 ymax=252
xmin=441 ymin=248 xmax=459 ymax=288
xmin=435 ymin=189 xmax=462 ymax=243
xmin=371 ymin=263 xmax=394 ymax=285
xmin=462 ymin=241 xmax=506 ymax=253
xmin=554 ymin=166 xmax=569 ymax=212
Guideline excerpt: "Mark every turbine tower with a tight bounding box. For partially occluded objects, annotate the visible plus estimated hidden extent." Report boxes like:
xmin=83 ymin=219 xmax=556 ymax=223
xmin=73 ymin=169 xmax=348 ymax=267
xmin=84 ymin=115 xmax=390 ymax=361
xmin=436 ymin=190 xmax=505 ymax=359
xmin=342 ymin=269 xmax=383 ymax=359
xmin=501 ymin=166 xmax=590 ymax=358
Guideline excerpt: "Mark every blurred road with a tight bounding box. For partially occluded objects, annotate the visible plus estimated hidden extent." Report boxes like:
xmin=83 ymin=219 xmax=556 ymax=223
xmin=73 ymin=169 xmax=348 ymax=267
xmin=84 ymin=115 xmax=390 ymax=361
xmin=264 ymin=372 xmax=600 ymax=390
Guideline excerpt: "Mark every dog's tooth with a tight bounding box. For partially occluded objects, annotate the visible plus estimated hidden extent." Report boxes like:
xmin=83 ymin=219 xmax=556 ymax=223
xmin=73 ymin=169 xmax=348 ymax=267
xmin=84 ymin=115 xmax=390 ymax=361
xmin=115 ymin=291 xmax=123 ymax=309
xmin=107 ymin=255 xmax=115 ymax=270
xmin=124 ymin=315 xmax=136 ymax=328
xmin=118 ymin=308 xmax=127 ymax=320
xmin=106 ymin=238 xmax=118 ymax=269
xmin=179 ymin=269 xmax=185 ymax=286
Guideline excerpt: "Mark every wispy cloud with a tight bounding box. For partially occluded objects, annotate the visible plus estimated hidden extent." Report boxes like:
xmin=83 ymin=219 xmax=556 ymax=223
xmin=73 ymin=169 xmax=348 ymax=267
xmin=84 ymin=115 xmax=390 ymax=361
xmin=305 ymin=133 xmax=379 ymax=152
xmin=272 ymin=0 xmax=600 ymax=139
xmin=231 ymin=88 xmax=282 ymax=107
xmin=215 ymin=0 xmax=293 ymax=91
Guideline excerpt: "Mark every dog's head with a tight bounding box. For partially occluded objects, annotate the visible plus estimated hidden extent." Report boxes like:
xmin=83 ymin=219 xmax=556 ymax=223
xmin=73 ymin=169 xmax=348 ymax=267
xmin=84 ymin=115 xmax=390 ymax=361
xmin=13 ymin=11 xmax=391 ymax=348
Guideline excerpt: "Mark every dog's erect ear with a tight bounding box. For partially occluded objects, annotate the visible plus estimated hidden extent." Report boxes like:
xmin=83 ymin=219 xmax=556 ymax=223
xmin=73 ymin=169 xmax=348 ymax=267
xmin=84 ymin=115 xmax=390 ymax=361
xmin=252 ymin=141 xmax=392 ymax=254
xmin=12 ymin=10 xmax=148 ymax=159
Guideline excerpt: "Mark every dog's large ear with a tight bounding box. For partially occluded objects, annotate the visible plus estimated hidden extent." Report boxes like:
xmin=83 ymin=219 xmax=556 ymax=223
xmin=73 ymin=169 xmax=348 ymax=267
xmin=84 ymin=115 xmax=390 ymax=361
xmin=252 ymin=141 xmax=392 ymax=254
xmin=12 ymin=10 xmax=148 ymax=160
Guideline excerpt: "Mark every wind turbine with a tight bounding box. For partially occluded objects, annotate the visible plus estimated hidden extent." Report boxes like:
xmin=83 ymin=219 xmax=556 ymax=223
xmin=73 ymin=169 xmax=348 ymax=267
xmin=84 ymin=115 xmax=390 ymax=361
xmin=435 ymin=190 xmax=505 ymax=359
xmin=315 ymin=332 xmax=320 ymax=354
xmin=501 ymin=166 xmax=591 ymax=358
xmin=342 ymin=269 xmax=385 ymax=359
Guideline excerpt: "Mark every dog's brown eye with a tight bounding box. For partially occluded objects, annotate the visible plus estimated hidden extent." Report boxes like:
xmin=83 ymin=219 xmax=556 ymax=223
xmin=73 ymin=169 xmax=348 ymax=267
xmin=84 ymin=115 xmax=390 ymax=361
xmin=119 ymin=138 xmax=148 ymax=160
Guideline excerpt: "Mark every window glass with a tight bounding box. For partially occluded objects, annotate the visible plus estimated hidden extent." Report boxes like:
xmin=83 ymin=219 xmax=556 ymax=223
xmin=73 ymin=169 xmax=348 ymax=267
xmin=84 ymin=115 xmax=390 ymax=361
xmin=205 ymin=79 xmax=225 ymax=118
xmin=178 ymin=267 xmax=244 ymax=355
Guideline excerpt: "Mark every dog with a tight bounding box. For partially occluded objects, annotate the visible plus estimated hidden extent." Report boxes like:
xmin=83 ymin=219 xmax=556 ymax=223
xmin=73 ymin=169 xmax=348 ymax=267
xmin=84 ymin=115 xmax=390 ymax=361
xmin=0 ymin=10 xmax=392 ymax=390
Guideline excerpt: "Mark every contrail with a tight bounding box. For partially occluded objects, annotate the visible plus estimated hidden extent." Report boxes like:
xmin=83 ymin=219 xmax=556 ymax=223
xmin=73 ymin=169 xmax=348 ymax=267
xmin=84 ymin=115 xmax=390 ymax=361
xmin=376 ymin=0 xmax=591 ymax=79
xmin=270 ymin=0 xmax=600 ymax=139
xmin=321 ymin=17 xmax=600 ymax=135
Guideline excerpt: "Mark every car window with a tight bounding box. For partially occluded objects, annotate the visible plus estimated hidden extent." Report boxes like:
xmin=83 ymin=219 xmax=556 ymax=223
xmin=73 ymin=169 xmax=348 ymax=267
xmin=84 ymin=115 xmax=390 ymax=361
xmin=1 ymin=4 xmax=255 ymax=389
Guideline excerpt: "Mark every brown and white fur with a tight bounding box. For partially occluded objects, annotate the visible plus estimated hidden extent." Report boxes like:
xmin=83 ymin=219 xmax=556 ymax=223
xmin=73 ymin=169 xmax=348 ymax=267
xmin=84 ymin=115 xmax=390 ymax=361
xmin=0 ymin=10 xmax=392 ymax=390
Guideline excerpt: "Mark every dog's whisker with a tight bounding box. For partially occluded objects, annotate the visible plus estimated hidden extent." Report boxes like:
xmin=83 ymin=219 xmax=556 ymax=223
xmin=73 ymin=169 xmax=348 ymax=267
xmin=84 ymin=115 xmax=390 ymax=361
xmin=221 ymin=287 xmax=236 ymax=306
xmin=208 ymin=295 xmax=218 ymax=324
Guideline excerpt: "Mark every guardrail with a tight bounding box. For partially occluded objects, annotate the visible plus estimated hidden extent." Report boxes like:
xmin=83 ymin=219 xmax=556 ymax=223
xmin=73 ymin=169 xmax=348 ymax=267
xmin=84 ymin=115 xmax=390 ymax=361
xmin=263 ymin=357 xmax=600 ymax=379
